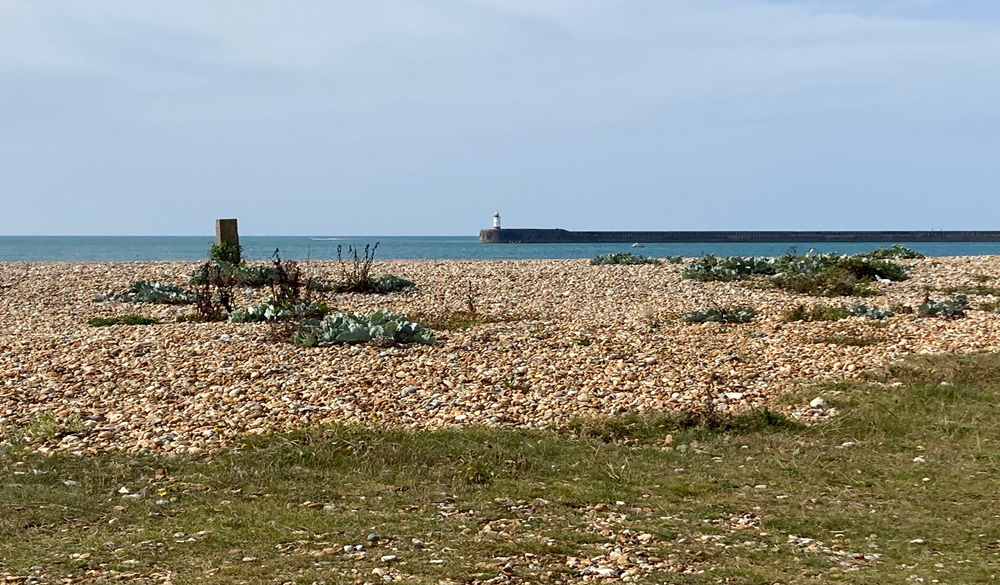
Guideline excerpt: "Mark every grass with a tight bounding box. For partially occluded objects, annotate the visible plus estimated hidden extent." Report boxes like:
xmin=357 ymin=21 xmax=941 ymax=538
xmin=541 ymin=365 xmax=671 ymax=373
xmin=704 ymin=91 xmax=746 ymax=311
xmin=3 ymin=353 xmax=1000 ymax=583
xmin=87 ymin=315 xmax=159 ymax=327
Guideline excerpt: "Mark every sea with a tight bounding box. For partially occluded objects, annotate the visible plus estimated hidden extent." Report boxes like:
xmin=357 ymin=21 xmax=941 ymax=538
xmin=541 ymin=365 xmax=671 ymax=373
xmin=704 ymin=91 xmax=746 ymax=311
xmin=2 ymin=236 xmax=1000 ymax=262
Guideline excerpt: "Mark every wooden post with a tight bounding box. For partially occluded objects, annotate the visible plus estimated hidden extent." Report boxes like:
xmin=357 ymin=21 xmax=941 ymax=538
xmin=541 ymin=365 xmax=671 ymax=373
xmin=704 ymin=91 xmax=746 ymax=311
xmin=215 ymin=219 xmax=239 ymax=248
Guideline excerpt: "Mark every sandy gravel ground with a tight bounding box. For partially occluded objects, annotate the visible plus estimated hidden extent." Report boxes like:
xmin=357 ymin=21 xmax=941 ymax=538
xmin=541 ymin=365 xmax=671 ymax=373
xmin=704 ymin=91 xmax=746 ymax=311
xmin=2 ymin=256 xmax=999 ymax=455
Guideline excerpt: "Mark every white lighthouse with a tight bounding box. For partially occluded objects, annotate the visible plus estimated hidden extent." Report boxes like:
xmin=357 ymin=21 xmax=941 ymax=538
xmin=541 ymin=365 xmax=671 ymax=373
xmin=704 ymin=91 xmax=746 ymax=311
xmin=492 ymin=211 xmax=501 ymax=230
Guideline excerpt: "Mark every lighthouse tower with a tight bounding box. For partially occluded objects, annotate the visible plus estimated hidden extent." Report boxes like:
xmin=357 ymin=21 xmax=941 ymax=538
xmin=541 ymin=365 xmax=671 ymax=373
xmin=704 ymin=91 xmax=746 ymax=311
xmin=492 ymin=211 xmax=501 ymax=230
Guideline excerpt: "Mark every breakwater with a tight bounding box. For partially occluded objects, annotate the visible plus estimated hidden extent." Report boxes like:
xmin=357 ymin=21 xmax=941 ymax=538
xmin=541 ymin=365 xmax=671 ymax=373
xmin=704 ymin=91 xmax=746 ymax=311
xmin=479 ymin=229 xmax=1000 ymax=244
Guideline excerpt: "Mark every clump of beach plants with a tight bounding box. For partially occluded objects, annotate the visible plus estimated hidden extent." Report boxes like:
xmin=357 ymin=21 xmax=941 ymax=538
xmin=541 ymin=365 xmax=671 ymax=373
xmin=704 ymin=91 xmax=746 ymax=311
xmin=229 ymin=300 xmax=329 ymax=323
xmin=209 ymin=242 xmax=242 ymax=264
xmin=291 ymin=309 xmax=435 ymax=346
xmin=782 ymin=304 xmax=849 ymax=322
xmin=783 ymin=303 xmax=894 ymax=322
xmin=189 ymin=263 xmax=278 ymax=287
xmin=329 ymin=243 xmax=416 ymax=294
xmin=682 ymin=306 xmax=757 ymax=324
xmin=846 ymin=303 xmax=894 ymax=319
xmin=918 ymin=294 xmax=969 ymax=319
xmin=864 ymin=244 xmax=924 ymax=259
xmin=590 ymin=252 xmax=660 ymax=266
xmin=104 ymin=281 xmax=196 ymax=304
xmin=87 ymin=315 xmax=159 ymax=327
xmin=682 ymin=247 xmax=913 ymax=297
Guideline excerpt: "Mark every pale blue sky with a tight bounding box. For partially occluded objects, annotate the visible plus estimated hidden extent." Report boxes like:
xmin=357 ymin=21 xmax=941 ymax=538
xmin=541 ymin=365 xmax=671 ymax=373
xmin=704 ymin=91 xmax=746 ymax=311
xmin=2 ymin=0 xmax=998 ymax=235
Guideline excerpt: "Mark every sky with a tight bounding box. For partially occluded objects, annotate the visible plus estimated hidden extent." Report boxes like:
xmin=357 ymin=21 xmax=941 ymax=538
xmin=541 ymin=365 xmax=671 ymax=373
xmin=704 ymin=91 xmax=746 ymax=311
xmin=1 ymin=0 xmax=999 ymax=236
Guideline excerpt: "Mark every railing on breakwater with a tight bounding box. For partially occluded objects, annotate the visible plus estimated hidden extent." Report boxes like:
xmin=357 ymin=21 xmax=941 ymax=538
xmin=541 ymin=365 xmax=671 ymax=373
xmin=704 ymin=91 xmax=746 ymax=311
xmin=478 ymin=229 xmax=1000 ymax=244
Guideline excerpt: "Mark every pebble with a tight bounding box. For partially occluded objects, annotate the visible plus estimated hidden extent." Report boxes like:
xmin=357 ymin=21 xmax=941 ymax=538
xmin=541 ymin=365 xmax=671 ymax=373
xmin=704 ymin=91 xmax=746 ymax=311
xmin=3 ymin=256 xmax=1000 ymax=455
xmin=809 ymin=397 xmax=829 ymax=410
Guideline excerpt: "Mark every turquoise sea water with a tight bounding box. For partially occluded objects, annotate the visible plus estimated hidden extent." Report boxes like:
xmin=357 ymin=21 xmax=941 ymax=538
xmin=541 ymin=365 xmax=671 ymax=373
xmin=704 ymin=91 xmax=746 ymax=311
xmin=3 ymin=236 xmax=1000 ymax=262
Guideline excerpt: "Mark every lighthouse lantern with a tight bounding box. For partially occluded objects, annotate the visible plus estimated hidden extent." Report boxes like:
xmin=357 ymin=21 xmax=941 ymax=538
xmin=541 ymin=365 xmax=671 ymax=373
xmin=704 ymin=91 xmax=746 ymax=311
xmin=492 ymin=211 xmax=501 ymax=230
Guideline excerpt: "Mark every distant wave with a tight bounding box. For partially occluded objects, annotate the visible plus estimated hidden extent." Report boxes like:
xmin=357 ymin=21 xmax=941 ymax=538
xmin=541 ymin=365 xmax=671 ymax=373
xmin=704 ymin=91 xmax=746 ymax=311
xmin=310 ymin=237 xmax=342 ymax=241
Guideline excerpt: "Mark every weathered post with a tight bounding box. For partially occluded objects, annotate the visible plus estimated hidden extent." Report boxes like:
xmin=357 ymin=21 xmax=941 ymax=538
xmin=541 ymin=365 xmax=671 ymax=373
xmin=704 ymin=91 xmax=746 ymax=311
xmin=215 ymin=218 xmax=239 ymax=248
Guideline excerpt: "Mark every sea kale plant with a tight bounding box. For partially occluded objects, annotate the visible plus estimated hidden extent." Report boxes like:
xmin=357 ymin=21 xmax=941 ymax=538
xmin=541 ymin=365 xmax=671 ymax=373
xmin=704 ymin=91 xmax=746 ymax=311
xmin=682 ymin=306 xmax=757 ymax=324
xmin=292 ymin=309 xmax=435 ymax=346
xmin=682 ymin=247 xmax=914 ymax=297
xmin=229 ymin=299 xmax=329 ymax=323
xmin=105 ymin=281 xmax=197 ymax=304
xmin=846 ymin=304 xmax=895 ymax=320
xmin=591 ymin=252 xmax=660 ymax=266
xmin=918 ymin=294 xmax=969 ymax=319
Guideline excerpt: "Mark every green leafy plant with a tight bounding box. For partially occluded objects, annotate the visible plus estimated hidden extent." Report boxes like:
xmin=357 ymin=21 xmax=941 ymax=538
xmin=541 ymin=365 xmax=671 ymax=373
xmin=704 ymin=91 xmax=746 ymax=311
xmin=845 ymin=304 xmax=895 ymax=320
xmin=88 ymin=315 xmax=159 ymax=327
xmin=229 ymin=300 xmax=329 ymax=323
xmin=209 ymin=242 xmax=242 ymax=264
xmin=682 ymin=248 xmax=911 ymax=296
xmin=682 ymin=306 xmax=757 ymax=324
xmin=189 ymin=263 xmax=278 ymax=287
xmin=375 ymin=274 xmax=416 ymax=292
xmin=863 ymin=244 xmax=924 ymax=259
xmin=590 ymin=252 xmax=660 ymax=266
xmin=918 ymin=294 xmax=969 ymax=319
xmin=292 ymin=309 xmax=435 ymax=346
xmin=105 ymin=281 xmax=196 ymax=304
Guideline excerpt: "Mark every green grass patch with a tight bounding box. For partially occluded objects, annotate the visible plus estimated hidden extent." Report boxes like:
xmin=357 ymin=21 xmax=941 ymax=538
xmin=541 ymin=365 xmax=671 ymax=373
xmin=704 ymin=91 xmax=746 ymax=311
xmin=87 ymin=315 xmax=159 ymax=327
xmin=4 ymin=353 xmax=1000 ymax=583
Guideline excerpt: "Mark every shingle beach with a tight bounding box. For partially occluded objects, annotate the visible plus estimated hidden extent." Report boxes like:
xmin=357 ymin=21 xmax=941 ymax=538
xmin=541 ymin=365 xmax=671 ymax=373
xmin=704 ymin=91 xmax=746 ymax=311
xmin=3 ymin=257 xmax=1000 ymax=455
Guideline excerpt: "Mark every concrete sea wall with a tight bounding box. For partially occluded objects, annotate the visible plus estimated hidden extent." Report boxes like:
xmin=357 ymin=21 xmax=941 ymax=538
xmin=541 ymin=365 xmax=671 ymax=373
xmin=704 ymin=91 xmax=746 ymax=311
xmin=479 ymin=229 xmax=1000 ymax=244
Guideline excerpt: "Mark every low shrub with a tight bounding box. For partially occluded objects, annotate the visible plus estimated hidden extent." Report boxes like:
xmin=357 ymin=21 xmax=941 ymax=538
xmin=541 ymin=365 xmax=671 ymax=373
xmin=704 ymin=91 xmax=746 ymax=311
xmin=209 ymin=242 xmax=242 ymax=264
xmin=918 ymin=295 xmax=969 ymax=319
xmin=863 ymin=244 xmax=924 ymax=259
xmin=682 ymin=306 xmax=757 ymax=324
xmin=229 ymin=300 xmax=330 ymax=323
xmin=591 ymin=252 xmax=660 ymax=266
xmin=782 ymin=304 xmax=849 ymax=322
xmin=189 ymin=263 xmax=278 ymax=287
xmin=846 ymin=304 xmax=894 ymax=320
xmin=105 ymin=281 xmax=196 ymax=304
xmin=665 ymin=255 xmax=684 ymax=264
xmin=88 ymin=315 xmax=159 ymax=327
xmin=375 ymin=274 xmax=416 ymax=292
xmin=292 ymin=310 xmax=435 ymax=346
xmin=682 ymin=247 xmax=911 ymax=296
